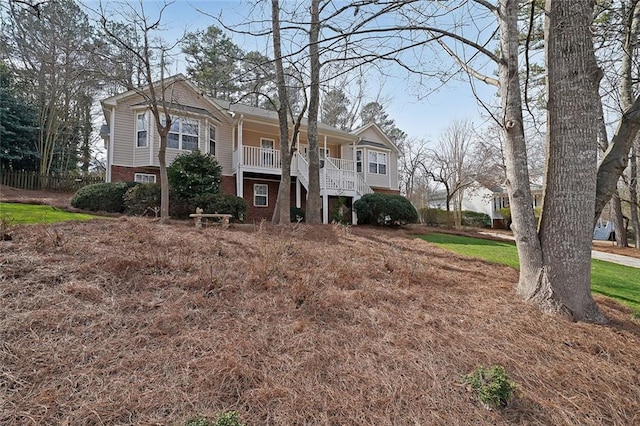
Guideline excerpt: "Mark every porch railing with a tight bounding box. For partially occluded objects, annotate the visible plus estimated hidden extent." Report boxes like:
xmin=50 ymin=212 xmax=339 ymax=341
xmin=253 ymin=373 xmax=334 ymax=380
xmin=241 ymin=146 xmax=282 ymax=170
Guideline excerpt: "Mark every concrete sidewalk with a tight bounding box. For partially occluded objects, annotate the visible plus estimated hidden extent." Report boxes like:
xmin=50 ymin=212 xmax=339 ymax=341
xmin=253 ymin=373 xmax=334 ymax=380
xmin=478 ymin=232 xmax=640 ymax=269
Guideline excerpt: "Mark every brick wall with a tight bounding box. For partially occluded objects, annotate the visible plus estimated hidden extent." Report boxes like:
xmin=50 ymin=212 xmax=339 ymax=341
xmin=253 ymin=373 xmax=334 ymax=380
xmin=111 ymin=165 xmax=159 ymax=182
xmin=220 ymin=175 xmax=236 ymax=195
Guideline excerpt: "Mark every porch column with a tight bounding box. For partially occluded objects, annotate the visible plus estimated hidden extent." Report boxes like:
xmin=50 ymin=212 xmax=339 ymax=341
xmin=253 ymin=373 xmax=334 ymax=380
xmin=352 ymin=197 xmax=358 ymax=225
xmin=237 ymin=115 xmax=244 ymax=165
xmin=236 ymin=169 xmax=243 ymax=198
xmin=322 ymin=193 xmax=329 ymax=224
xmin=296 ymin=178 xmax=301 ymax=208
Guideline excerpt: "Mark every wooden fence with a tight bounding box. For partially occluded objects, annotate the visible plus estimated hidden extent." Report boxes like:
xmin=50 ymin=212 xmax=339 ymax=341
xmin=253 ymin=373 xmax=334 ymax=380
xmin=0 ymin=169 xmax=104 ymax=192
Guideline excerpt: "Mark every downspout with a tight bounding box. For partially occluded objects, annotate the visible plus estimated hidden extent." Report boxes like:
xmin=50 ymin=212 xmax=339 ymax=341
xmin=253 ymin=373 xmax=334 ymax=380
xmin=108 ymin=106 xmax=115 ymax=182
xmin=236 ymin=114 xmax=244 ymax=197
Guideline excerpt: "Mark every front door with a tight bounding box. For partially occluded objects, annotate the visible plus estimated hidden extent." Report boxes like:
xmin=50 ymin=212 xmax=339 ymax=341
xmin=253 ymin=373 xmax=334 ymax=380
xmin=261 ymin=139 xmax=274 ymax=167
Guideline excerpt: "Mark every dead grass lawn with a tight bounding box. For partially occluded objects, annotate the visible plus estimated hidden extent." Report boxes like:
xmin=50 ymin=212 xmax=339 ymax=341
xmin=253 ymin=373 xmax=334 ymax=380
xmin=1 ymin=218 xmax=639 ymax=425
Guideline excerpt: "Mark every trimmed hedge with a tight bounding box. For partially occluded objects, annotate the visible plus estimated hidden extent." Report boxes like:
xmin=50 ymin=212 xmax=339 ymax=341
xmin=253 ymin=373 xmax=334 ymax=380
xmin=418 ymin=208 xmax=491 ymax=228
xmin=461 ymin=211 xmax=491 ymax=228
xmin=353 ymin=193 xmax=418 ymax=225
xmin=419 ymin=208 xmax=450 ymax=226
xmin=123 ymin=183 xmax=161 ymax=216
xmin=71 ymin=181 xmax=138 ymax=213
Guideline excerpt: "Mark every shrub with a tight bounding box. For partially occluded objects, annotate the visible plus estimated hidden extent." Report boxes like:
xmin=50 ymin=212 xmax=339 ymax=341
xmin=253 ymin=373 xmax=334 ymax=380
xmin=290 ymin=206 xmax=305 ymax=222
xmin=353 ymin=193 xmax=418 ymax=225
xmin=332 ymin=196 xmax=350 ymax=224
xmin=190 ymin=193 xmax=247 ymax=221
xmin=461 ymin=210 xmax=491 ymax=228
xmin=167 ymin=150 xmax=222 ymax=200
xmin=464 ymin=365 xmax=517 ymax=409
xmin=123 ymin=183 xmax=161 ymax=216
xmin=418 ymin=208 xmax=449 ymax=226
xmin=184 ymin=411 xmax=244 ymax=426
xmin=71 ymin=181 xmax=138 ymax=213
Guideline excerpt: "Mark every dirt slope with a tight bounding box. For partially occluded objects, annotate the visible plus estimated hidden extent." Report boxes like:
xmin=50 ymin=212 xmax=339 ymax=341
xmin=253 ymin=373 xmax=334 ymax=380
xmin=1 ymin=218 xmax=639 ymax=425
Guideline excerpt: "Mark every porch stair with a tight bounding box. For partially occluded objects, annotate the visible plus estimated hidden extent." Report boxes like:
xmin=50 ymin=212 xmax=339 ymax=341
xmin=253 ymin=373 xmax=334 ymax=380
xmin=294 ymin=152 xmax=373 ymax=197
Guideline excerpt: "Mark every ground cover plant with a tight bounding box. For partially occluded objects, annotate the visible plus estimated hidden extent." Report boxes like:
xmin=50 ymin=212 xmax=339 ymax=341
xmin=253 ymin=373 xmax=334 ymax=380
xmin=0 ymin=202 xmax=97 ymax=224
xmin=1 ymin=219 xmax=640 ymax=424
xmin=420 ymin=233 xmax=640 ymax=315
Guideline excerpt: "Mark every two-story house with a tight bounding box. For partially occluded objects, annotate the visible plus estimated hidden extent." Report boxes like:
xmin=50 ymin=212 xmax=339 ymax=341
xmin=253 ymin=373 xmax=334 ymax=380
xmin=101 ymin=74 xmax=401 ymax=223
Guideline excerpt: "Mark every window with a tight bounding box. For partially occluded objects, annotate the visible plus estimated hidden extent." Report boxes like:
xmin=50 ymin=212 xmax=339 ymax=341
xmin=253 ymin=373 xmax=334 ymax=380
xmin=164 ymin=116 xmax=200 ymax=151
xmin=356 ymin=149 xmax=362 ymax=173
xmin=254 ymin=184 xmax=268 ymax=206
xmin=368 ymin=150 xmax=387 ymax=174
xmin=136 ymin=112 xmax=148 ymax=147
xmin=209 ymin=125 xmax=216 ymax=156
xmin=134 ymin=173 xmax=156 ymax=183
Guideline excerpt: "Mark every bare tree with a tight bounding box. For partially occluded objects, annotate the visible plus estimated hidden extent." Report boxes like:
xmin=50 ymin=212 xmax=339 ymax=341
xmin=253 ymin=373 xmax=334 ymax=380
xmin=98 ymin=0 xmax=182 ymax=223
xmin=423 ymin=120 xmax=488 ymax=228
xmin=401 ymin=138 xmax=429 ymax=205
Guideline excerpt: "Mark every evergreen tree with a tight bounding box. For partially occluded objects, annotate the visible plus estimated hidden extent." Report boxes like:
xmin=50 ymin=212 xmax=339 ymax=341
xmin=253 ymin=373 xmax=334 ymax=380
xmin=0 ymin=63 xmax=38 ymax=170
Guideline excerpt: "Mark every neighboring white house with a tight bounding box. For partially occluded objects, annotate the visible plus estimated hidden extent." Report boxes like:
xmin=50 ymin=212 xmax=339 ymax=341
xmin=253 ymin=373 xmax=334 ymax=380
xmin=100 ymin=74 xmax=401 ymax=223
xmin=428 ymin=182 xmax=543 ymax=228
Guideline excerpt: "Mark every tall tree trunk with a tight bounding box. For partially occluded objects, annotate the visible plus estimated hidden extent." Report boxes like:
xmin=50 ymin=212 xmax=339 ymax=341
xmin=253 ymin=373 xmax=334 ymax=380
xmin=158 ymin=132 xmax=169 ymax=223
xmin=538 ymin=0 xmax=605 ymax=322
xmin=500 ymin=0 xmax=606 ymax=323
xmin=630 ymin=143 xmax=640 ymax=249
xmin=305 ymin=0 xmax=322 ymax=224
xmin=270 ymin=0 xmax=292 ymax=224
xmin=498 ymin=0 xmax=544 ymax=302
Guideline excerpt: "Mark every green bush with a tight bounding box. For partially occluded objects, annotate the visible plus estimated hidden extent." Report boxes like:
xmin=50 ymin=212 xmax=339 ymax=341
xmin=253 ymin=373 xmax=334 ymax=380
xmin=123 ymin=183 xmax=161 ymax=216
xmin=168 ymin=150 xmax=222 ymax=200
xmin=290 ymin=206 xmax=305 ymax=222
xmin=332 ymin=196 xmax=350 ymax=224
xmin=190 ymin=193 xmax=247 ymax=221
xmin=353 ymin=193 xmax=418 ymax=225
xmin=71 ymin=181 xmax=138 ymax=213
xmin=464 ymin=365 xmax=517 ymax=409
xmin=418 ymin=208 xmax=449 ymax=226
xmin=461 ymin=210 xmax=491 ymax=228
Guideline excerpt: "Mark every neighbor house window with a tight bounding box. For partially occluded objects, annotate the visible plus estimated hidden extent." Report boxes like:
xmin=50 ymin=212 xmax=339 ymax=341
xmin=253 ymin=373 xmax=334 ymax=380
xmin=356 ymin=149 xmax=362 ymax=173
xmin=368 ymin=150 xmax=387 ymax=174
xmin=209 ymin=125 xmax=216 ymax=156
xmin=134 ymin=173 xmax=156 ymax=183
xmin=164 ymin=116 xmax=199 ymax=151
xmin=254 ymin=184 xmax=268 ymax=207
xmin=136 ymin=112 xmax=148 ymax=147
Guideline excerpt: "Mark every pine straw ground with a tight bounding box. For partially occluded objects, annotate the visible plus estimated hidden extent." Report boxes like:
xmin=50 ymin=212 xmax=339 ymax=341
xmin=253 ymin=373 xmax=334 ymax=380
xmin=1 ymin=218 xmax=640 ymax=426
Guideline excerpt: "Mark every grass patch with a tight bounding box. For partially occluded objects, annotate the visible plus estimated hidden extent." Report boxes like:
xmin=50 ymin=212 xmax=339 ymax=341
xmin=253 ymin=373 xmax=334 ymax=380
xmin=420 ymin=233 xmax=640 ymax=315
xmin=0 ymin=202 xmax=98 ymax=224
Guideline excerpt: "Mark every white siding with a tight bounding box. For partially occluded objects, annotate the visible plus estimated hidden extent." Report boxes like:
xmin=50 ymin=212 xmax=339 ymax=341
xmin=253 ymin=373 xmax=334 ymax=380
xmin=461 ymin=186 xmax=495 ymax=217
xmin=110 ymin=80 xmax=235 ymax=173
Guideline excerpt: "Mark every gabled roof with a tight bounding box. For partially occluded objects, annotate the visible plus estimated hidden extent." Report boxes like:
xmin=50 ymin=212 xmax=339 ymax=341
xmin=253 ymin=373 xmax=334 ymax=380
xmin=214 ymin=98 xmax=356 ymax=142
xmin=101 ymin=74 xmax=233 ymax=123
xmin=352 ymin=122 xmax=402 ymax=155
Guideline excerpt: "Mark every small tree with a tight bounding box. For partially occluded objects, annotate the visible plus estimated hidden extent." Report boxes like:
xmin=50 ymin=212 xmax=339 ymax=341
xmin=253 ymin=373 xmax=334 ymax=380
xmin=167 ymin=150 xmax=222 ymax=200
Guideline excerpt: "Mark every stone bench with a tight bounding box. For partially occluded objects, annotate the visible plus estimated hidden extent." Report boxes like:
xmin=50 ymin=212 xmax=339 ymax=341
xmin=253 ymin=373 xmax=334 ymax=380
xmin=189 ymin=208 xmax=232 ymax=228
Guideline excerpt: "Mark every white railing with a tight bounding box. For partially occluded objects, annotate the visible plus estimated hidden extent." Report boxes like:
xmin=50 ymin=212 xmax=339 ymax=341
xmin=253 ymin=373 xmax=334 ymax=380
xmin=242 ymin=146 xmax=281 ymax=169
xmin=296 ymin=152 xmax=309 ymax=187
xmin=327 ymin=157 xmax=355 ymax=171
xmin=356 ymin=172 xmax=374 ymax=195
xmin=323 ymin=168 xmax=356 ymax=192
